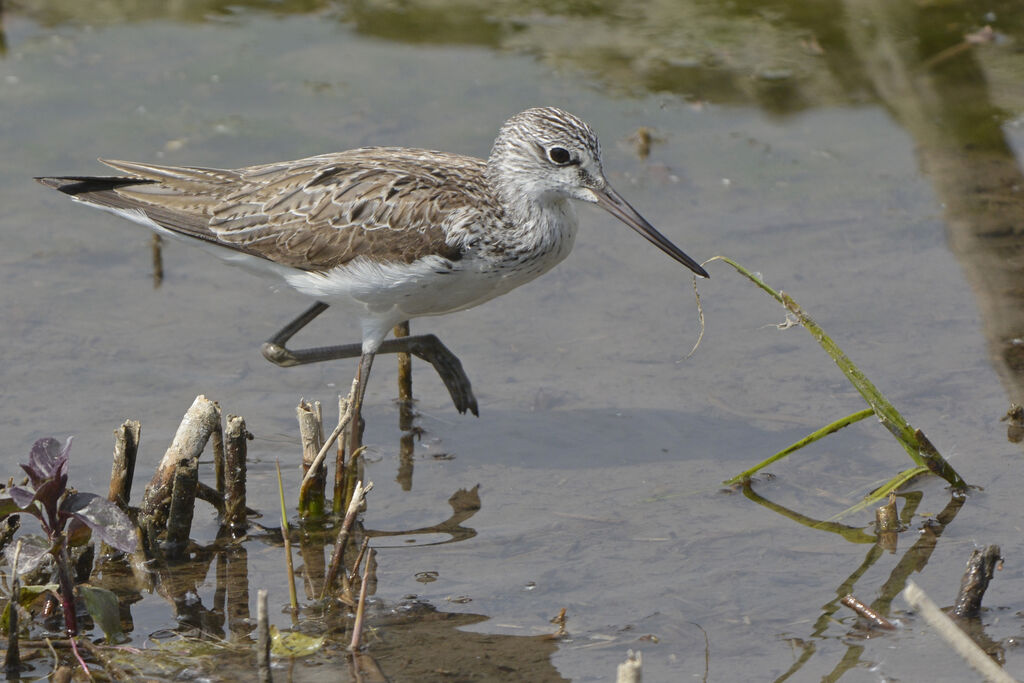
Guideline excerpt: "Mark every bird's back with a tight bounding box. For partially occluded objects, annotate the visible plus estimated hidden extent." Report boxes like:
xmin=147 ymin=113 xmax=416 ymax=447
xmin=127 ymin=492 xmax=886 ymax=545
xmin=38 ymin=148 xmax=501 ymax=273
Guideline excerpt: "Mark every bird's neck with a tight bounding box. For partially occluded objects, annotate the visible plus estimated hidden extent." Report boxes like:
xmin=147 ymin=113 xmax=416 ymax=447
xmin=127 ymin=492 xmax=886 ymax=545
xmin=486 ymin=166 xmax=578 ymax=255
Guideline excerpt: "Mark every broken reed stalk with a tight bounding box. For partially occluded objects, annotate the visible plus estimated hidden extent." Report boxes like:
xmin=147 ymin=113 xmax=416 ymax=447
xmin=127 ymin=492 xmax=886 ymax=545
xmin=223 ymin=415 xmax=248 ymax=534
xmin=297 ymin=388 xmax=354 ymax=516
xmin=257 ymin=588 xmax=271 ymax=683
xmin=5 ymin=540 xmax=22 ymax=676
xmin=164 ymin=457 xmax=198 ymax=561
xmin=348 ymin=538 xmax=372 ymax=652
xmin=334 ymin=394 xmax=353 ymax=515
xmin=952 ymin=545 xmax=1002 ymax=619
xmin=140 ymin=395 xmax=221 ymax=530
xmin=711 ymin=257 xmax=966 ymax=492
xmin=903 ymin=581 xmax=1015 ymax=683
xmin=275 ymin=460 xmax=299 ymax=613
xmin=297 ymin=399 xmax=326 ymax=518
xmin=875 ymin=492 xmax=900 ymax=551
xmin=323 ymin=480 xmax=372 ymax=598
xmin=616 ymin=651 xmax=642 ymax=683
xmin=212 ymin=402 xmax=225 ymax=496
xmin=108 ymin=419 xmax=140 ymax=510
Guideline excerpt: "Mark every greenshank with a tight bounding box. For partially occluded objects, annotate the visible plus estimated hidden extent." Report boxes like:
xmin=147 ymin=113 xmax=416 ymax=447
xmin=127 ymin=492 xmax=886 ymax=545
xmin=37 ymin=107 xmax=708 ymax=449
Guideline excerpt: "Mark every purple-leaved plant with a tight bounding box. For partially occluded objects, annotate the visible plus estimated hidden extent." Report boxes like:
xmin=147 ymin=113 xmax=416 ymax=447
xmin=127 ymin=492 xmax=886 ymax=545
xmin=0 ymin=437 xmax=137 ymax=636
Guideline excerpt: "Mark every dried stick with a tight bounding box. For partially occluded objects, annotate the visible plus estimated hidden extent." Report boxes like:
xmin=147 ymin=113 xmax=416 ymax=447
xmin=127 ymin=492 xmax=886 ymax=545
xmin=348 ymin=538 xmax=372 ymax=652
xmin=164 ymin=457 xmax=198 ymax=561
xmin=840 ymin=594 xmax=896 ymax=630
xmin=953 ymin=545 xmax=1002 ymax=619
xmin=108 ymin=419 xmax=140 ymax=509
xmin=323 ymin=481 xmax=372 ymax=597
xmin=333 ymin=394 xmax=351 ymax=514
xmin=297 ymin=400 xmax=326 ymax=517
xmin=140 ymin=395 xmax=220 ymax=529
xmin=211 ymin=402 xmax=225 ymax=496
xmin=875 ymin=492 xmax=899 ymax=552
xmin=223 ymin=415 xmax=249 ymax=534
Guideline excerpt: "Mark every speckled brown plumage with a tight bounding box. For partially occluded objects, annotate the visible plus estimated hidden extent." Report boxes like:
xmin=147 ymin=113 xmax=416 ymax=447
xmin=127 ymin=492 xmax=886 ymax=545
xmin=38 ymin=148 xmax=502 ymax=271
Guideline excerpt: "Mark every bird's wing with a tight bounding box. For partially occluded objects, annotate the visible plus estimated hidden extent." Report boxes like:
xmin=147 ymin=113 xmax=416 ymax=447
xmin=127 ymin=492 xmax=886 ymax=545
xmin=41 ymin=149 xmax=495 ymax=271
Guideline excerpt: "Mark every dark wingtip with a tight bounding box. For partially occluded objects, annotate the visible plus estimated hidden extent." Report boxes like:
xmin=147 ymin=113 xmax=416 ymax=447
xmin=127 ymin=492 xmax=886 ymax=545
xmin=34 ymin=176 xmax=65 ymax=190
xmin=34 ymin=175 xmax=153 ymax=196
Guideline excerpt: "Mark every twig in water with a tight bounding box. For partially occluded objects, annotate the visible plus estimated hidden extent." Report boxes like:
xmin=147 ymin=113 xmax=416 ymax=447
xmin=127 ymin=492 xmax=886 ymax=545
xmin=211 ymin=402 xmax=224 ymax=496
xmin=165 ymin=457 xmax=199 ymax=561
xmin=953 ymin=545 xmax=1003 ymax=619
xmin=323 ymin=480 xmax=373 ymax=598
xmin=840 ymin=594 xmax=896 ymax=630
xmin=223 ymin=415 xmax=249 ymax=534
xmin=108 ymin=419 xmax=140 ymax=510
xmin=348 ymin=538 xmax=372 ymax=652
xmin=301 ymin=381 xmax=356 ymax=499
xmin=875 ymin=492 xmax=899 ymax=552
xmin=140 ymin=395 xmax=221 ymax=530
xmin=297 ymin=399 xmax=326 ymax=517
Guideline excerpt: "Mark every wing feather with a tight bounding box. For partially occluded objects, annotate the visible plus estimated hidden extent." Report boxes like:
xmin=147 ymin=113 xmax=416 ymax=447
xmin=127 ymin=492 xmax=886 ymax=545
xmin=41 ymin=149 xmax=499 ymax=271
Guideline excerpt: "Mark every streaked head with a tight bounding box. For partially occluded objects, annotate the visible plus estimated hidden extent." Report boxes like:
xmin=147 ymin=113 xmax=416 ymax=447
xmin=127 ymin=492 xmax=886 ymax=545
xmin=489 ymin=107 xmax=708 ymax=278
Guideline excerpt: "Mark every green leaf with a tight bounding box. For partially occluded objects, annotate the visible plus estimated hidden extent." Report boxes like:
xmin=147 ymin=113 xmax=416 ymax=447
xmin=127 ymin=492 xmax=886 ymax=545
xmin=269 ymin=626 xmax=326 ymax=658
xmin=79 ymin=584 xmax=124 ymax=642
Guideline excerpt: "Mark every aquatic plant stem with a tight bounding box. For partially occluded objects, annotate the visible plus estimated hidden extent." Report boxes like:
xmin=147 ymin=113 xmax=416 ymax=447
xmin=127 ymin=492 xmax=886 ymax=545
xmin=710 ymin=256 xmax=966 ymax=490
xmin=723 ymin=408 xmax=874 ymax=484
xmin=5 ymin=540 xmax=22 ymax=675
xmin=275 ymin=460 xmax=299 ymax=613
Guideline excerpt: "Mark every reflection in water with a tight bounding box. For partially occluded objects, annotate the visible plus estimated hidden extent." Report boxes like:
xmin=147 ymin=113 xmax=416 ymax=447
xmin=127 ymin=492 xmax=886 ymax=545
xmin=82 ymin=478 xmax=491 ymax=678
xmin=756 ymin=488 xmax=966 ymax=682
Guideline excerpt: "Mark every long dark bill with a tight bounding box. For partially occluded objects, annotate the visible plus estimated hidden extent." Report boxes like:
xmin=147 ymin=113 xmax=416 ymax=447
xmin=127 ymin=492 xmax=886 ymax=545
xmin=594 ymin=185 xmax=709 ymax=278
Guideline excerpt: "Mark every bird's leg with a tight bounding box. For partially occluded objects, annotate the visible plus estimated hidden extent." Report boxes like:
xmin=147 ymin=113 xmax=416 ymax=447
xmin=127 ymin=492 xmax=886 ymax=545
xmin=261 ymin=303 xmax=479 ymax=416
xmin=347 ymin=350 xmax=375 ymax=456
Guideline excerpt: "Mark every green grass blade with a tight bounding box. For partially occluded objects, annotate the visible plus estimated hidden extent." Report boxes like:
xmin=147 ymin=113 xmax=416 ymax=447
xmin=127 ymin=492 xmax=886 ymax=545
xmin=826 ymin=466 xmax=931 ymax=521
xmin=710 ymin=256 xmax=966 ymax=489
xmin=723 ymin=408 xmax=875 ymax=485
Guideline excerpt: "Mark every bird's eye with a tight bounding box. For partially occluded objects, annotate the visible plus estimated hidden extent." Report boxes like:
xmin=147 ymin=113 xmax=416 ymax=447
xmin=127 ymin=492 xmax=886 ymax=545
xmin=547 ymin=147 xmax=572 ymax=165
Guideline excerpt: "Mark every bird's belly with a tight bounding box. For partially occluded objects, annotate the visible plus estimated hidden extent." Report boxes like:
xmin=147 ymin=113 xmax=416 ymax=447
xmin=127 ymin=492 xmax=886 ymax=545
xmin=284 ymin=247 xmax=567 ymax=323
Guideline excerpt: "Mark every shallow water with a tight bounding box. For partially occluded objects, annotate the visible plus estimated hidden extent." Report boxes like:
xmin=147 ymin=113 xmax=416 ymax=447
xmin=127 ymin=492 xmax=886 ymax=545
xmin=3 ymin=1 xmax=1024 ymax=680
